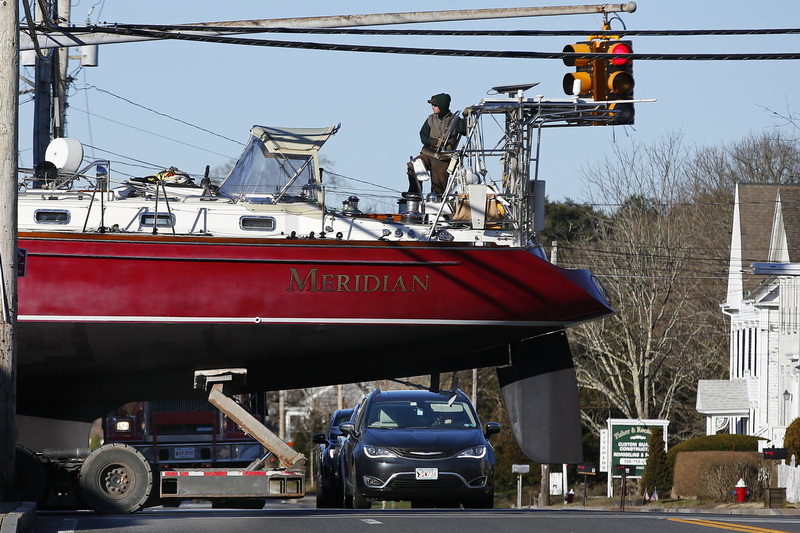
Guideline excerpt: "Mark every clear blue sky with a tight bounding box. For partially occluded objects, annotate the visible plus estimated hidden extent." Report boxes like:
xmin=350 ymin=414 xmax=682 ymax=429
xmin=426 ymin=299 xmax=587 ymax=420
xmin=17 ymin=1 xmax=800 ymax=204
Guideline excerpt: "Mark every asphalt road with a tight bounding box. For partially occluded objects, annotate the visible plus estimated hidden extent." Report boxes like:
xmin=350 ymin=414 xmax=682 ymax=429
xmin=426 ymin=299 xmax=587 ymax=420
xmin=30 ymin=501 xmax=800 ymax=533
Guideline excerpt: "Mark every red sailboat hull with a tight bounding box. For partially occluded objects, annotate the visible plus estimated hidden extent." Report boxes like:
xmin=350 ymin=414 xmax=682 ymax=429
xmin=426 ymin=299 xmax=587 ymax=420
xmin=17 ymin=232 xmax=612 ymax=420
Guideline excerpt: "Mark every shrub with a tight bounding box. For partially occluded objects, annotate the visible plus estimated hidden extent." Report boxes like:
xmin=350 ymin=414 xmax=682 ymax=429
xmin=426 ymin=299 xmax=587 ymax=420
xmin=672 ymin=451 xmax=770 ymax=501
xmin=666 ymin=434 xmax=763 ymax=489
xmin=784 ymin=417 xmax=800 ymax=463
xmin=641 ymin=427 xmax=670 ymax=494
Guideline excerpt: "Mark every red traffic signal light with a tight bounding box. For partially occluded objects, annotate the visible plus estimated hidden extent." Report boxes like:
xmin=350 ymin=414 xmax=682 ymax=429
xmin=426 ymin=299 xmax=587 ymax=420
xmin=608 ymin=41 xmax=632 ymax=66
xmin=604 ymin=40 xmax=635 ymax=124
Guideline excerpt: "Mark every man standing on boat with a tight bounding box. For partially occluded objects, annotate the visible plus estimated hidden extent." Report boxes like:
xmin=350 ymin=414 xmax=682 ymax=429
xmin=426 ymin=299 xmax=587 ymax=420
xmin=406 ymin=93 xmax=466 ymax=198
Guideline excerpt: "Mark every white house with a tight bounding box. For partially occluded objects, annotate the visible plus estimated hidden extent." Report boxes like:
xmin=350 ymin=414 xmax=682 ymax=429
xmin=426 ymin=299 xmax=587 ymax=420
xmin=698 ymin=183 xmax=800 ymax=446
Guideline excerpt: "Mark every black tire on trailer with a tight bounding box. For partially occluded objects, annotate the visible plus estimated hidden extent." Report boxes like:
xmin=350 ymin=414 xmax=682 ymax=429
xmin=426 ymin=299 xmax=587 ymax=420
xmin=15 ymin=445 xmax=46 ymax=503
xmin=79 ymin=444 xmax=152 ymax=514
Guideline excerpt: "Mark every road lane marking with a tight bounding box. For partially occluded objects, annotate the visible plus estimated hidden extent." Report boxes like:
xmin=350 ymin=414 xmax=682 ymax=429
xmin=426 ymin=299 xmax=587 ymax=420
xmin=361 ymin=518 xmax=383 ymax=525
xmin=669 ymin=518 xmax=789 ymax=533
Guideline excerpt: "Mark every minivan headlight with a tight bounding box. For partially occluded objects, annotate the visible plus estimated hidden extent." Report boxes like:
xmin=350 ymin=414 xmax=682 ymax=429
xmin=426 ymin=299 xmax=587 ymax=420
xmin=364 ymin=446 xmax=398 ymax=458
xmin=458 ymin=445 xmax=487 ymax=459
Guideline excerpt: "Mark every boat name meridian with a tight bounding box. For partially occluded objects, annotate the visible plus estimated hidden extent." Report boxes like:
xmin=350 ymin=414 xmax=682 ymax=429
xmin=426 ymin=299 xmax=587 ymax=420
xmin=287 ymin=268 xmax=429 ymax=293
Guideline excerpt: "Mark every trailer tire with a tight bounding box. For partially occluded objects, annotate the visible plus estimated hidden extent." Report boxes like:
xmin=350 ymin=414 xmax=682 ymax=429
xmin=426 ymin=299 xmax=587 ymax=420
xmin=15 ymin=445 xmax=45 ymax=503
xmin=79 ymin=444 xmax=152 ymax=514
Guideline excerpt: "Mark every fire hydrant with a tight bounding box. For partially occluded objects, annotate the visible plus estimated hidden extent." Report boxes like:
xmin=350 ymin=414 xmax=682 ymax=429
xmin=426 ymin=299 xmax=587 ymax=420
xmin=735 ymin=478 xmax=747 ymax=503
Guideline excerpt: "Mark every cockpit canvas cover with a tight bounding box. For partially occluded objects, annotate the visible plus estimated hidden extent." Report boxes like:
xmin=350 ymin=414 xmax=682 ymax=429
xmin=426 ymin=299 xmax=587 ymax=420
xmin=219 ymin=125 xmax=337 ymax=202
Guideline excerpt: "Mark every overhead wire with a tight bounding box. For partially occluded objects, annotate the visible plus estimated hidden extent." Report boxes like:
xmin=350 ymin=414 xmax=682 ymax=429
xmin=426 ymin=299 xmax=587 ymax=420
xmin=82 ymin=85 xmax=244 ymax=145
xmin=82 ymin=23 xmax=800 ymax=38
xmin=36 ymin=24 xmax=800 ymax=61
xmin=69 ymin=103 xmax=239 ymax=159
xmin=20 ymin=20 xmax=800 ymax=198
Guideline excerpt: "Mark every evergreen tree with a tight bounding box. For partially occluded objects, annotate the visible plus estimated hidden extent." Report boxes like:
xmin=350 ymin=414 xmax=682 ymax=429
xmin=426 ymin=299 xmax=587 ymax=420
xmin=641 ymin=427 xmax=670 ymax=496
xmin=785 ymin=417 xmax=800 ymax=464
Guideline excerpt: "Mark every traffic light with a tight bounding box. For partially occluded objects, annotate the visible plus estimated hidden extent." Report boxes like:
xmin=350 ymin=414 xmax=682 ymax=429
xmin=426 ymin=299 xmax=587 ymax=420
xmin=562 ymin=38 xmax=635 ymax=125
xmin=604 ymin=40 xmax=635 ymax=124
xmin=562 ymin=42 xmax=594 ymax=97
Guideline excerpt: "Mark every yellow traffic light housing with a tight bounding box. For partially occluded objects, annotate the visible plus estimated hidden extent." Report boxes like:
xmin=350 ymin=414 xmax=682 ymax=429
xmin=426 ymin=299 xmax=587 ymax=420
xmin=562 ymin=42 xmax=593 ymax=97
xmin=562 ymin=37 xmax=635 ymax=125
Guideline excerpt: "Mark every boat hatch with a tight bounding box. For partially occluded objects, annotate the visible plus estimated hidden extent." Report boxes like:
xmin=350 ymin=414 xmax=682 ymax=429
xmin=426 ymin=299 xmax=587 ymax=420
xmin=140 ymin=213 xmax=175 ymax=228
xmin=34 ymin=209 xmax=71 ymax=224
xmin=239 ymin=216 xmax=277 ymax=231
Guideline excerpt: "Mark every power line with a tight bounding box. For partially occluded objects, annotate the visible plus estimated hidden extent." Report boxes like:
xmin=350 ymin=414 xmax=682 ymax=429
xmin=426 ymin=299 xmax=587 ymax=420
xmin=47 ymin=26 xmax=800 ymax=61
xmin=70 ymin=104 xmax=237 ymax=161
xmin=85 ymin=24 xmax=800 ymax=38
xmin=82 ymin=85 xmax=244 ymax=145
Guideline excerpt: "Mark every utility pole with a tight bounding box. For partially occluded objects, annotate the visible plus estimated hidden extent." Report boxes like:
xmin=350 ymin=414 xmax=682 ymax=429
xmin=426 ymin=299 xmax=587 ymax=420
xmin=32 ymin=1 xmax=51 ymax=164
xmin=33 ymin=0 xmax=70 ymax=161
xmin=0 ymin=0 xmax=19 ymax=501
xmin=53 ymin=0 xmax=70 ymax=139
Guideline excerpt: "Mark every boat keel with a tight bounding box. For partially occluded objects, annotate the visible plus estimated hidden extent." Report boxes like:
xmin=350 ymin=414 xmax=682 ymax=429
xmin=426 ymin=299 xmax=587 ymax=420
xmin=496 ymin=331 xmax=583 ymax=464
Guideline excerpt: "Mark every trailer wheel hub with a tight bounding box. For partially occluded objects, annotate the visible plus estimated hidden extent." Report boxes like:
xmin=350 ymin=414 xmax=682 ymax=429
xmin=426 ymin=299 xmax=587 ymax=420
xmin=103 ymin=466 xmax=130 ymax=496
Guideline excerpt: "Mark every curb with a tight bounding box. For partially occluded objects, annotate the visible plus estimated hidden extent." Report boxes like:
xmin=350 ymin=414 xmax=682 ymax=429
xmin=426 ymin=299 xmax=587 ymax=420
xmin=0 ymin=503 xmax=37 ymax=533
xmin=562 ymin=505 xmax=799 ymax=515
xmin=641 ymin=506 xmax=794 ymax=516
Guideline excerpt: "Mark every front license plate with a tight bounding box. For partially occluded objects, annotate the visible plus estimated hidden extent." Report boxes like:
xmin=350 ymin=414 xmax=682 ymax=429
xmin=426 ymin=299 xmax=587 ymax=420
xmin=416 ymin=467 xmax=438 ymax=480
xmin=174 ymin=447 xmax=195 ymax=459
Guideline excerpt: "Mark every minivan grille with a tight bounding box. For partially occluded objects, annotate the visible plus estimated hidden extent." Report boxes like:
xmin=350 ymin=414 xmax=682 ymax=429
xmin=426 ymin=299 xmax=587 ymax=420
xmin=393 ymin=449 xmax=458 ymax=460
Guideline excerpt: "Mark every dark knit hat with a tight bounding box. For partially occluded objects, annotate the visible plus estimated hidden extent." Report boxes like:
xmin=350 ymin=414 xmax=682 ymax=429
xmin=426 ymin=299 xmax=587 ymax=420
xmin=427 ymin=93 xmax=451 ymax=110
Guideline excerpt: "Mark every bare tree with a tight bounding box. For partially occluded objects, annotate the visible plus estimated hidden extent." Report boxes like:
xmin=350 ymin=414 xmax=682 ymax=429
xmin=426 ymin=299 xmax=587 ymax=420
xmin=563 ymin=133 xmax=727 ymax=440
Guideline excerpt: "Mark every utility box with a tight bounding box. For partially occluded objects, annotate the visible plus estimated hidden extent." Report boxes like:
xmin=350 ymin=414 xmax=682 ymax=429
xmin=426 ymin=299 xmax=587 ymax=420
xmin=765 ymin=487 xmax=786 ymax=509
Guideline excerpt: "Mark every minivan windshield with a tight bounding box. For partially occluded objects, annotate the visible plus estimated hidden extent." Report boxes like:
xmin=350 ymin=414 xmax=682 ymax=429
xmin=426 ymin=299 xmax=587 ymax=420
xmin=364 ymin=399 xmax=477 ymax=429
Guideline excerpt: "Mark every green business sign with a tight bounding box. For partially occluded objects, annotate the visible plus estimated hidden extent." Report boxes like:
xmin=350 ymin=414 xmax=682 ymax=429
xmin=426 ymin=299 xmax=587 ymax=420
xmin=607 ymin=419 xmax=669 ymax=478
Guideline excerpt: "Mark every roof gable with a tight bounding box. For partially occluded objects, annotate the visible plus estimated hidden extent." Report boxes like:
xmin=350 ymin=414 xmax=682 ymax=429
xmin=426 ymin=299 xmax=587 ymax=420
xmin=735 ymin=184 xmax=800 ymax=296
xmin=696 ymin=379 xmax=749 ymax=415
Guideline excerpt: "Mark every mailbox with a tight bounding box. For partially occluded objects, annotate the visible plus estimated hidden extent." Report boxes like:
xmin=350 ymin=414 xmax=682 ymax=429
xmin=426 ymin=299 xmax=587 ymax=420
xmin=763 ymin=448 xmax=788 ymax=460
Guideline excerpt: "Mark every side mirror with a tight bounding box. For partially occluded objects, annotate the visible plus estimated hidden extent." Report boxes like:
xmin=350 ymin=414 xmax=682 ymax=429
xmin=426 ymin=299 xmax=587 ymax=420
xmin=312 ymin=432 xmax=327 ymax=444
xmin=484 ymin=422 xmax=501 ymax=438
xmin=339 ymin=422 xmax=357 ymax=437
